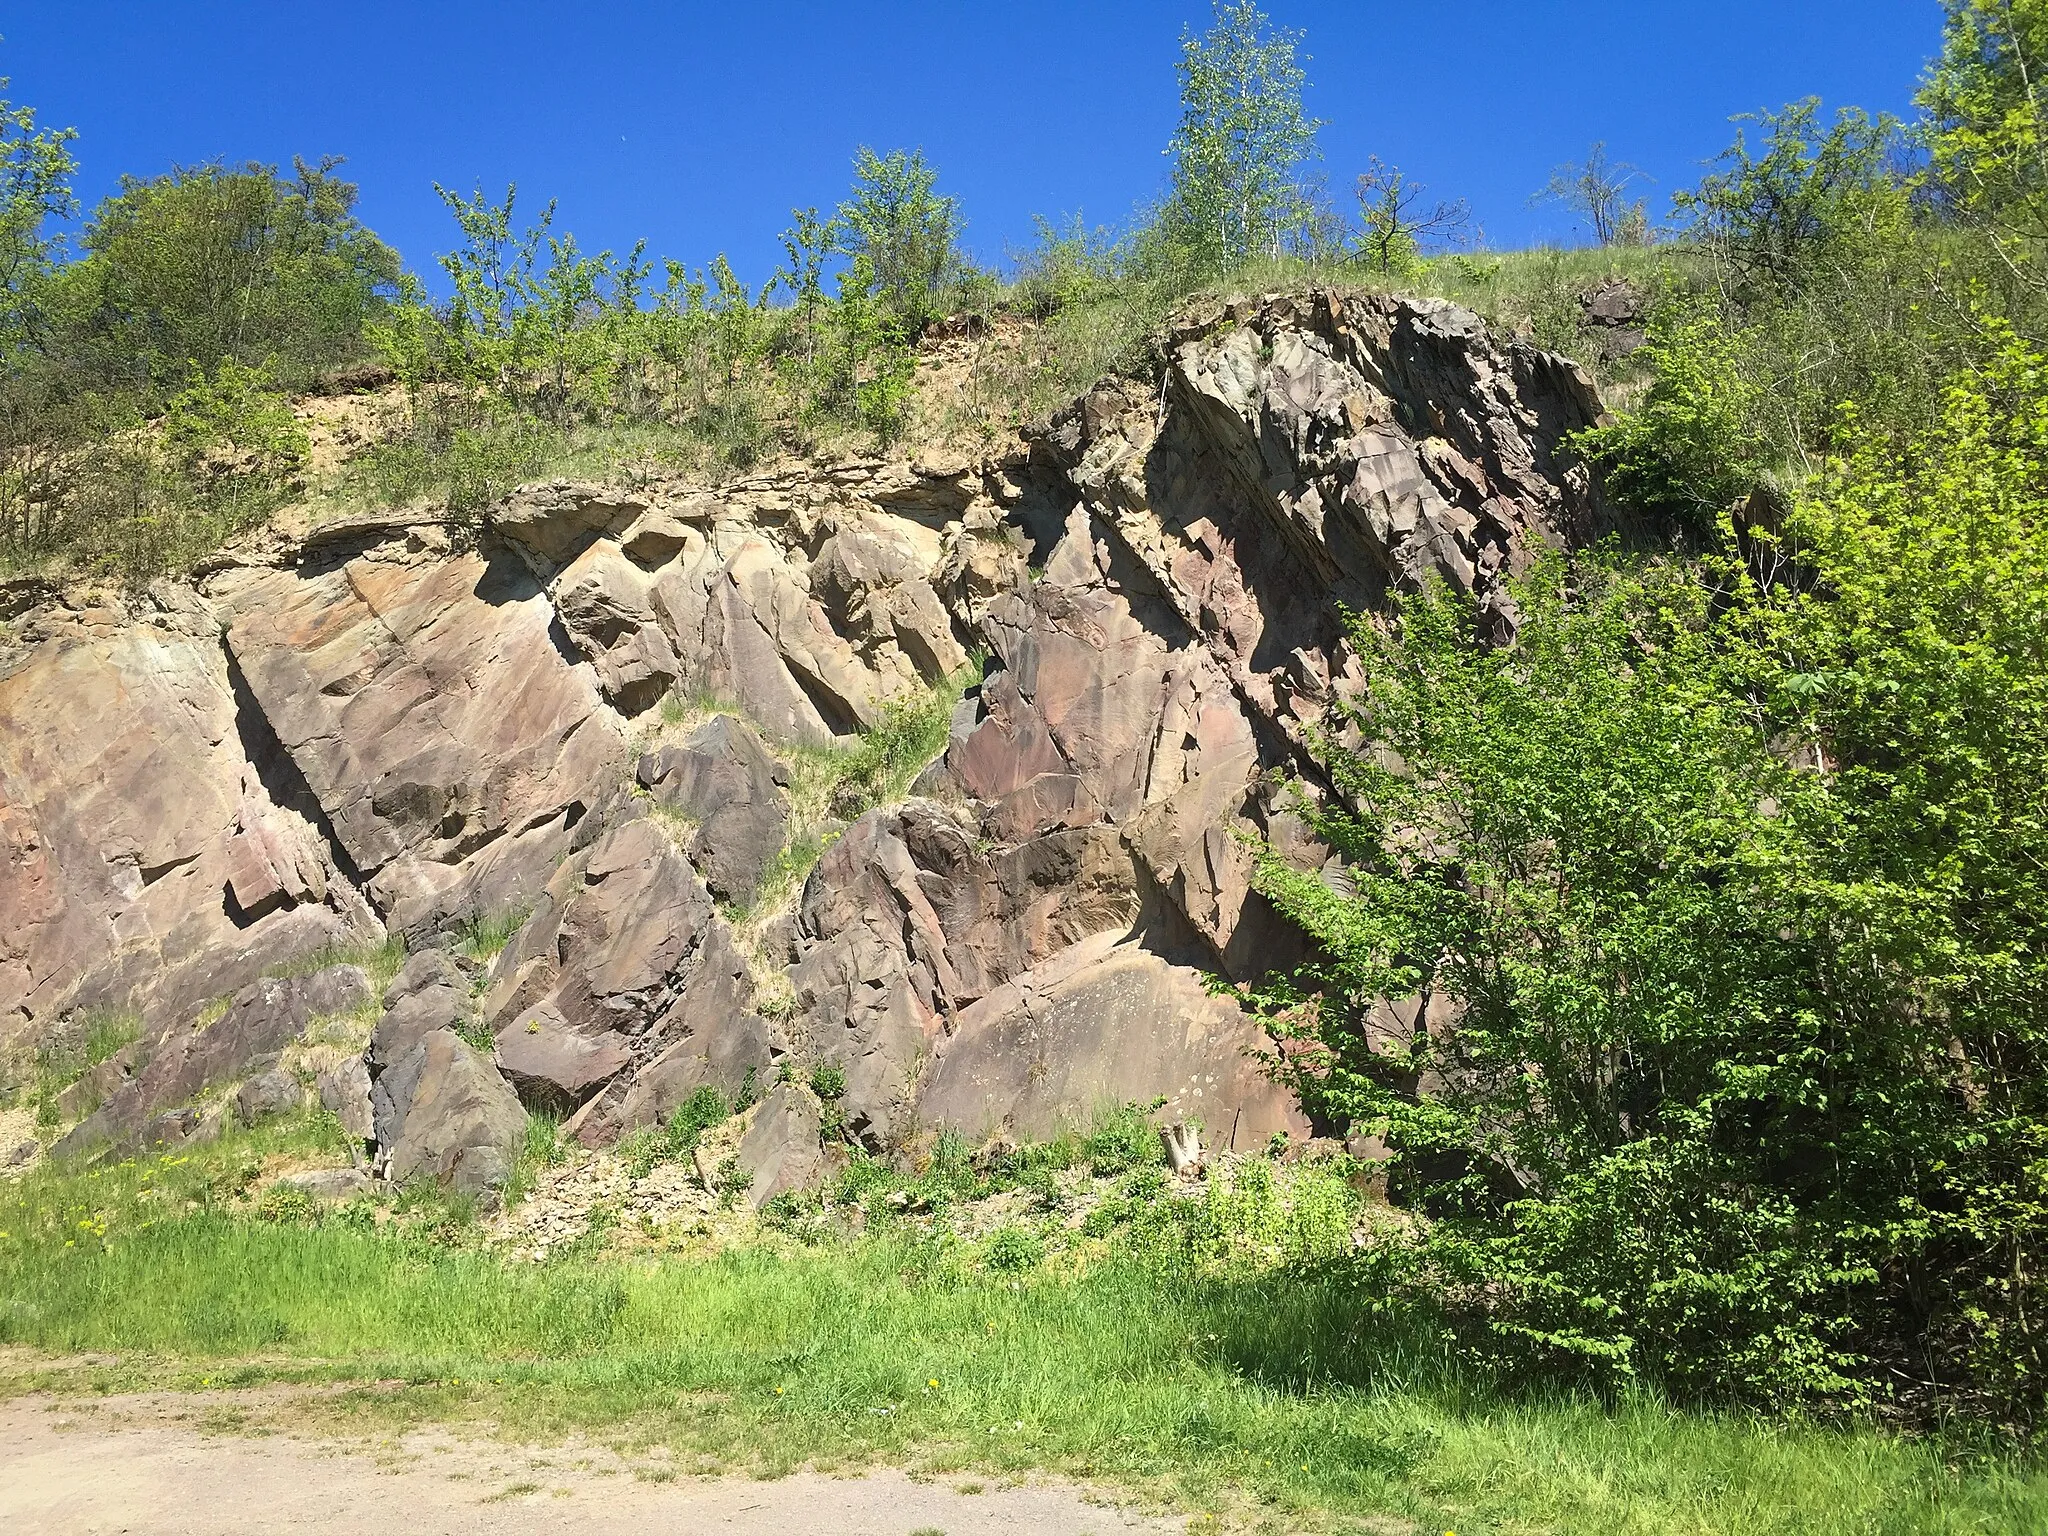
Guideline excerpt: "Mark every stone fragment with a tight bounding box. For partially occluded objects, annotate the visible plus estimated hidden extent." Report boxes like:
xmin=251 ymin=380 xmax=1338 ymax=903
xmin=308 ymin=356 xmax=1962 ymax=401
xmin=372 ymin=1028 xmax=526 ymax=1199
xmin=318 ymin=1056 xmax=375 ymax=1144
xmin=489 ymin=482 xmax=644 ymax=569
xmin=552 ymin=539 xmax=682 ymax=715
xmin=735 ymin=1085 xmax=825 ymax=1208
xmin=368 ymin=949 xmax=473 ymax=1075
xmin=277 ymin=1168 xmax=371 ymax=1200
xmin=495 ymin=1001 xmax=634 ymax=1111
xmin=236 ymin=1067 xmax=302 ymax=1127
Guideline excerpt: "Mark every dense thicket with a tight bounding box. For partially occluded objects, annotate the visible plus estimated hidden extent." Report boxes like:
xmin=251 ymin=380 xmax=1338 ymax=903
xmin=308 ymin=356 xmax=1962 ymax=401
xmin=1249 ymin=0 xmax=2048 ymax=1427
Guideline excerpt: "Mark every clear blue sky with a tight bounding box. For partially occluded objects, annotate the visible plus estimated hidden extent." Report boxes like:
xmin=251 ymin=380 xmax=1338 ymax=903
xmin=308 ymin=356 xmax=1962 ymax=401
xmin=5 ymin=1 xmax=1940 ymax=287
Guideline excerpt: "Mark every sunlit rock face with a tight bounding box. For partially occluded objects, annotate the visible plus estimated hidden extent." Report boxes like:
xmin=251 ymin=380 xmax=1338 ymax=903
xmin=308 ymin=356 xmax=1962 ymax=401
xmin=4 ymin=290 xmax=1601 ymax=1179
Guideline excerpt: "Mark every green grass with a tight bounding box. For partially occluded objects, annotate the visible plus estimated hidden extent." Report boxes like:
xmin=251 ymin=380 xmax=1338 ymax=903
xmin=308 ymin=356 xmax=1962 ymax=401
xmin=454 ymin=905 xmax=533 ymax=966
xmin=0 ymin=1117 xmax=2042 ymax=1534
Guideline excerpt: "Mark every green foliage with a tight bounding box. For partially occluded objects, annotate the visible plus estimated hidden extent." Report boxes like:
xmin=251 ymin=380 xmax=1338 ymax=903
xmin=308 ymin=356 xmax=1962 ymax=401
xmin=620 ymin=1084 xmax=731 ymax=1181
xmin=1155 ymin=0 xmax=1325 ymax=281
xmin=1673 ymin=100 xmax=1910 ymax=293
xmin=1575 ymin=301 xmax=1764 ymax=535
xmin=1251 ymin=331 xmax=2048 ymax=1421
xmin=807 ymin=1063 xmax=846 ymax=1102
xmin=7 ymin=1134 xmax=2035 ymax=1534
xmin=984 ymin=1224 xmax=1045 ymax=1272
xmin=1921 ymin=0 xmax=2048 ymax=271
xmin=1351 ymin=159 xmax=1469 ymax=279
xmin=836 ymin=146 xmax=966 ymax=335
xmin=255 ymin=1183 xmax=321 ymax=1227
xmin=1083 ymin=1103 xmax=1166 ymax=1177
xmin=0 ymin=76 xmax=77 ymax=359
xmin=826 ymin=665 xmax=974 ymax=820
xmin=454 ymin=904 xmax=531 ymax=965
xmin=52 ymin=157 xmax=399 ymax=399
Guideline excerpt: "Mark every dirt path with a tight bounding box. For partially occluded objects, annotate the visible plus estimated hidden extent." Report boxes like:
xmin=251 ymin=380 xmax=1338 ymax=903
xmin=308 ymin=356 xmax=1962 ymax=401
xmin=0 ymin=1391 xmax=1179 ymax=1535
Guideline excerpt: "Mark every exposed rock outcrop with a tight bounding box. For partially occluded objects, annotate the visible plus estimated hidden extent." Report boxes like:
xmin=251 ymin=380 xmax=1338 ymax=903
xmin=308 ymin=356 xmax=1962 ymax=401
xmin=0 ymin=591 xmax=378 ymax=1053
xmin=5 ymin=289 xmax=1604 ymax=1198
xmin=54 ymin=965 xmax=370 ymax=1158
xmin=635 ymin=715 xmax=791 ymax=907
xmin=480 ymin=812 xmax=776 ymax=1137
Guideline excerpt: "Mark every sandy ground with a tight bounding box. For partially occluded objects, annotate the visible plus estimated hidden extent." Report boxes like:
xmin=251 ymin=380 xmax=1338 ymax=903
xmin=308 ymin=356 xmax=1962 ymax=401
xmin=0 ymin=1390 xmax=1179 ymax=1536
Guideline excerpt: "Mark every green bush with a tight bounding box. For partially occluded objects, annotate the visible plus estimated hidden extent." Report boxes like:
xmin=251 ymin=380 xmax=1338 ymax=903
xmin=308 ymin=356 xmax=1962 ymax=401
xmin=985 ymin=1224 xmax=1045 ymax=1272
xmin=1249 ymin=332 xmax=2048 ymax=1421
xmin=621 ymin=1084 xmax=731 ymax=1181
xmin=1084 ymin=1104 xmax=1164 ymax=1177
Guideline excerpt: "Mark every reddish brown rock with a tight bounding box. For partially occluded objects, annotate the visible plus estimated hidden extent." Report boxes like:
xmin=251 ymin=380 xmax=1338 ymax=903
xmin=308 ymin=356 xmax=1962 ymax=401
xmin=920 ymin=931 xmax=1306 ymax=1149
xmin=213 ymin=544 xmax=624 ymax=940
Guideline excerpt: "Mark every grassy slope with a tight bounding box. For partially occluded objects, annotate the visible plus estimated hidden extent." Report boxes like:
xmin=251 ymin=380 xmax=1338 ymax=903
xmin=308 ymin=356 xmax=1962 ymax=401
xmin=2 ymin=1119 xmax=2043 ymax=1534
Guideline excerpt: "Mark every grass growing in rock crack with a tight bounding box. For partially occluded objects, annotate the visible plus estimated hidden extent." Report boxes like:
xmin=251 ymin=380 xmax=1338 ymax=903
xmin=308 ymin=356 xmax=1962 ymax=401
xmin=2 ymin=1112 xmax=2043 ymax=1534
xmin=649 ymin=662 xmax=980 ymax=1009
xmin=455 ymin=905 xmax=534 ymax=966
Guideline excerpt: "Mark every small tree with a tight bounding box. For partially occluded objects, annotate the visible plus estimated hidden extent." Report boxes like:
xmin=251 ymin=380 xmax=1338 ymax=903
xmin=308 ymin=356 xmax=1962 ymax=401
xmin=1161 ymin=0 xmax=1325 ymax=278
xmin=1534 ymin=141 xmax=1649 ymax=246
xmin=1673 ymin=100 xmax=1908 ymax=289
xmin=1352 ymin=158 xmax=1472 ymax=277
xmin=0 ymin=78 xmax=76 ymax=359
xmin=54 ymin=157 xmax=400 ymax=397
xmin=836 ymin=146 xmax=963 ymax=334
xmin=1920 ymin=0 xmax=2048 ymax=274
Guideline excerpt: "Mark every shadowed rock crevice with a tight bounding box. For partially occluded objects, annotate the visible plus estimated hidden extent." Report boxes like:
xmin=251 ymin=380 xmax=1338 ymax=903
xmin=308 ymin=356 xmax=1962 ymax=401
xmin=222 ymin=637 xmax=374 ymax=902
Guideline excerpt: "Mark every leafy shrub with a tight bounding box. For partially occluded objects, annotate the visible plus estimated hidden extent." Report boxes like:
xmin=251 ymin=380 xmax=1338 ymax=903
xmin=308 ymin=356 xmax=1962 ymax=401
xmin=255 ymin=1184 xmax=320 ymax=1226
xmin=985 ymin=1224 xmax=1045 ymax=1272
xmin=1084 ymin=1104 xmax=1165 ymax=1176
xmin=49 ymin=157 xmax=399 ymax=400
xmin=1250 ymin=334 xmax=2048 ymax=1420
xmin=621 ymin=1084 xmax=731 ymax=1181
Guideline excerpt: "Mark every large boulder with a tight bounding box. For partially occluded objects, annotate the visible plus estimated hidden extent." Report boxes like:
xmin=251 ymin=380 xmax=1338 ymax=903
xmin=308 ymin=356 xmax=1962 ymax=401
xmin=367 ymin=949 xmax=474 ymax=1074
xmin=213 ymin=543 xmax=625 ymax=939
xmin=920 ymin=931 xmax=1306 ymax=1148
xmin=552 ymin=540 xmax=682 ymax=715
xmin=635 ymin=714 xmax=791 ymax=907
xmin=785 ymin=803 xmax=1139 ymax=1146
xmin=488 ymin=482 xmax=645 ymax=570
xmin=371 ymin=1028 xmax=526 ymax=1198
xmin=318 ymin=1055 xmax=375 ymax=1144
xmin=734 ymin=1084 xmax=826 ymax=1208
xmin=236 ymin=1067 xmax=302 ymax=1127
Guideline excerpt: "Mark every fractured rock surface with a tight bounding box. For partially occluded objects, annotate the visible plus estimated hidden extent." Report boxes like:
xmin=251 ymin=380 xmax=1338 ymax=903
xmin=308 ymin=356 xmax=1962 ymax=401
xmin=636 ymin=714 xmax=791 ymax=907
xmin=5 ymin=289 xmax=1605 ymax=1197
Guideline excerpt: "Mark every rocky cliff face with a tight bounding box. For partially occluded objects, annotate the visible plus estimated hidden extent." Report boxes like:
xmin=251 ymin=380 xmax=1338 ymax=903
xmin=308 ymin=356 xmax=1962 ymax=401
xmin=0 ymin=289 xmax=1602 ymax=1186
